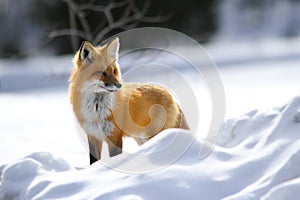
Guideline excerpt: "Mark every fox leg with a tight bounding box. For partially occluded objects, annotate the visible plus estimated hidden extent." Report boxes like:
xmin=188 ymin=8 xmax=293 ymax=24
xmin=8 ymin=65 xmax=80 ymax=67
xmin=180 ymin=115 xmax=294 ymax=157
xmin=107 ymin=134 xmax=123 ymax=157
xmin=87 ymin=135 xmax=103 ymax=165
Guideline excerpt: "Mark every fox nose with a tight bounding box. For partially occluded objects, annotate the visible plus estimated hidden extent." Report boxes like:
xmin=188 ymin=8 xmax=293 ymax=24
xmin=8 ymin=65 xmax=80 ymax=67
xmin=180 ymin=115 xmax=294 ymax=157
xmin=104 ymin=83 xmax=122 ymax=89
xmin=115 ymin=83 xmax=122 ymax=89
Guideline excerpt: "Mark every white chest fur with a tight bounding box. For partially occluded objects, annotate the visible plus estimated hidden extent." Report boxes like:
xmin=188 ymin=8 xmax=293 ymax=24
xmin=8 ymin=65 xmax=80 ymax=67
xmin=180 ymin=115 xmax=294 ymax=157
xmin=80 ymin=84 xmax=114 ymax=140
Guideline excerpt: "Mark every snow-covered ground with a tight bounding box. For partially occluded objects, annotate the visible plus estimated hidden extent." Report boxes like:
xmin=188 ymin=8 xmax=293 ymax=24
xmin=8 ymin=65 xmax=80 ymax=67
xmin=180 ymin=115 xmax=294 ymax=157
xmin=1 ymin=38 xmax=300 ymax=199
xmin=0 ymin=97 xmax=300 ymax=199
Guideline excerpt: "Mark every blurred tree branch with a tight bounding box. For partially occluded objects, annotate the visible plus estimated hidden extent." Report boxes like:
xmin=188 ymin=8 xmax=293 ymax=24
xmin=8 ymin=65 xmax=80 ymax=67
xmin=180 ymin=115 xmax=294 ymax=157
xmin=49 ymin=0 xmax=171 ymax=51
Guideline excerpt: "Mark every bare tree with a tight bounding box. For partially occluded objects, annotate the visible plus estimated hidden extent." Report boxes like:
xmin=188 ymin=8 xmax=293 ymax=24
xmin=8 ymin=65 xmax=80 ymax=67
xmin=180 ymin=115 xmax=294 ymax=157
xmin=49 ymin=0 xmax=171 ymax=51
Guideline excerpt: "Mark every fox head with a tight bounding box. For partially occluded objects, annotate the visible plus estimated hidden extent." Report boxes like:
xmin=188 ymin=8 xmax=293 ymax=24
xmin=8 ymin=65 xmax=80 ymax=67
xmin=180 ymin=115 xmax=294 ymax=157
xmin=71 ymin=37 xmax=122 ymax=94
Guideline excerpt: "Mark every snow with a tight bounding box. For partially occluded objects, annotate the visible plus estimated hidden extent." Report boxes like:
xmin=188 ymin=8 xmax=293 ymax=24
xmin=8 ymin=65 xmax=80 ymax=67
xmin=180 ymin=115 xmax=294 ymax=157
xmin=1 ymin=37 xmax=300 ymax=199
xmin=1 ymin=97 xmax=300 ymax=199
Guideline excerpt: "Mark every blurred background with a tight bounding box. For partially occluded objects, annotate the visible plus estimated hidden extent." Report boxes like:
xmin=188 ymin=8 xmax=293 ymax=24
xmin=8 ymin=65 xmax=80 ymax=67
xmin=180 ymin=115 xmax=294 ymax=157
xmin=1 ymin=0 xmax=300 ymax=166
xmin=1 ymin=0 xmax=300 ymax=57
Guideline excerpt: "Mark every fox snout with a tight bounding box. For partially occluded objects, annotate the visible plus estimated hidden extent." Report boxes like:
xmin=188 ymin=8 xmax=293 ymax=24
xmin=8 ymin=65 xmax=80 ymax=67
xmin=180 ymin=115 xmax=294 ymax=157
xmin=100 ymin=78 xmax=122 ymax=92
xmin=97 ymin=69 xmax=122 ymax=92
xmin=102 ymin=82 xmax=122 ymax=92
xmin=104 ymin=82 xmax=122 ymax=89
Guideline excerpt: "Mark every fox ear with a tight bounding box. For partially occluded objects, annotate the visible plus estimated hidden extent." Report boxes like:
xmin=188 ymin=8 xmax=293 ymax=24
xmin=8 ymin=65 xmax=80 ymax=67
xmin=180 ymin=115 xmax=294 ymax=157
xmin=79 ymin=41 xmax=94 ymax=62
xmin=105 ymin=37 xmax=119 ymax=60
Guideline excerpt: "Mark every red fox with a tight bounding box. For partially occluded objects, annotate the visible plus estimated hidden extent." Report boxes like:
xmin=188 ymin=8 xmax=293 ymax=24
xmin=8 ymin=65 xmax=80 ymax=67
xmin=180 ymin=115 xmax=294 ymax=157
xmin=69 ymin=37 xmax=189 ymax=164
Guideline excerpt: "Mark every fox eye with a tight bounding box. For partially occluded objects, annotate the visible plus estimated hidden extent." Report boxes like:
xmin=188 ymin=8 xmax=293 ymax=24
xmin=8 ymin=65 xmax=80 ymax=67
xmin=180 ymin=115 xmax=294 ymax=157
xmin=102 ymin=72 xmax=107 ymax=76
xmin=113 ymin=69 xmax=117 ymax=74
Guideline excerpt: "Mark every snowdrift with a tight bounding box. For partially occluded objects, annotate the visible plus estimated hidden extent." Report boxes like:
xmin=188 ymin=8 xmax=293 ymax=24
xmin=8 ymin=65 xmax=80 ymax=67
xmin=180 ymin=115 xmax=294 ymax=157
xmin=1 ymin=96 xmax=300 ymax=199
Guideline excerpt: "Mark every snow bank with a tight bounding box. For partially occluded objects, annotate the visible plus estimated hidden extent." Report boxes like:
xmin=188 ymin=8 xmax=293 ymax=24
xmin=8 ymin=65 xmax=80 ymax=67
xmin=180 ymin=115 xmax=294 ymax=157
xmin=1 ymin=96 xmax=300 ymax=199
